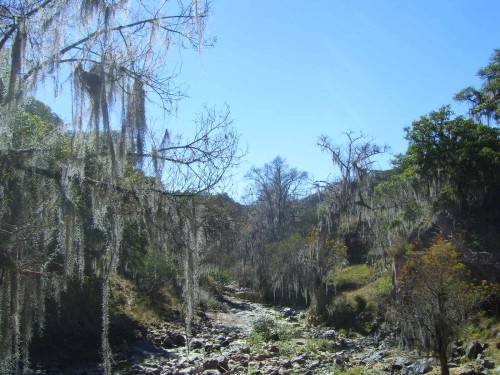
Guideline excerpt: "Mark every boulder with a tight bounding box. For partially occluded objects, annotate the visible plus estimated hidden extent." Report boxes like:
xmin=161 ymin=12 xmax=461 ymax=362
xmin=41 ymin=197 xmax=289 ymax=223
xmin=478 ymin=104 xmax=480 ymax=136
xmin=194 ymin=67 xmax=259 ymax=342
xmin=190 ymin=339 xmax=203 ymax=349
xmin=203 ymin=359 xmax=219 ymax=370
xmin=268 ymin=345 xmax=280 ymax=354
xmin=408 ymin=359 xmax=433 ymax=374
xmin=323 ymin=329 xmax=336 ymax=340
xmin=170 ymin=332 xmax=186 ymax=347
xmin=481 ymin=359 xmax=495 ymax=369
xmin=283 ymin=307 xmax=294 ymax=317
xmin=466 ymin=341 xmax=484 ymax=359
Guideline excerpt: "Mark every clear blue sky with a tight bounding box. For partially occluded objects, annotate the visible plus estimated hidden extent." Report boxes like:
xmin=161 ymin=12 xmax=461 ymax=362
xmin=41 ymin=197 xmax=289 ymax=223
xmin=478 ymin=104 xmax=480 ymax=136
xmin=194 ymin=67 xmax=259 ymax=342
xmin=42 ymin=1 xmax=500 ymax=201
xmin=169 ymin=0 xmax=500 ymax=200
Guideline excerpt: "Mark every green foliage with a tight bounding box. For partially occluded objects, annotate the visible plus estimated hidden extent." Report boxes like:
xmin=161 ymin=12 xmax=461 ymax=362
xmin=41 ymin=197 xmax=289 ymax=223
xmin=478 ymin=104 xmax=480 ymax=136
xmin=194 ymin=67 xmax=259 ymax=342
xmin=391 ymin=238 xmax=487 ymax=374
xmin=401 ymin=105 xmax=500 ymax=209
xmin=249 ymin=313 xmax=296 ymax=342
xmin=331 ymin=264 xmax=375 ymax=293
xmin=455 ymin=49 xmax=500 ymax=125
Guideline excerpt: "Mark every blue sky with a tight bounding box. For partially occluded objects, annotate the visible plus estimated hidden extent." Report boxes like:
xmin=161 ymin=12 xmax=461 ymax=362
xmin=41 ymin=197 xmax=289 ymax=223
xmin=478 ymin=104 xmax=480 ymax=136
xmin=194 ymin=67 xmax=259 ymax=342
xmin=168 ymin=0 xmax=500 ymax=200
xmin=42 ymin=1 xmax=500 ymax=201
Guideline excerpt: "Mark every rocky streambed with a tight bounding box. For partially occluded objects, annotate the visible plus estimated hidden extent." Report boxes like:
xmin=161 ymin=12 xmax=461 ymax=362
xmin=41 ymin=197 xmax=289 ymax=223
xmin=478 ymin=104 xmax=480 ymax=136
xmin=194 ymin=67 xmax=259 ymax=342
xmin=33 ymin=287 xmax=499 ymax=375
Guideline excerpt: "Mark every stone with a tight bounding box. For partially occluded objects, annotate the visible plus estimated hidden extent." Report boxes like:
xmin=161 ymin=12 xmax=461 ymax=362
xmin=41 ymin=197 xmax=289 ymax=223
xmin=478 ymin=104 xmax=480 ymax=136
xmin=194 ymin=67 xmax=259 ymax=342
xmin=409 ymin=359 xmax=433 ymax=374
xmin=481 ymin=359 xmax=495 ymax=369
xmin=178 ymin=367 xmax=196 ymax=375
xmin=283 ymin=307 xmax=294 ymax=317
xmin=268 ymin=345 xmax=280 ymax=354
xmin=291 ymin=355 xmax=307 ymax=364
xmin=203 ymin=359 xmax=219 ymax=370
xmin=162 ymin=336 xmax=174 ymax=348
xmin=323 ymin=329 xmax=336 ymax=340
xmin=170 ymin=332 xmax=186 ymax=347
xmin=466 ymin=341 xmax=484 ymax=359
xmin=216 ymin=356 xmax=229 ymax=373
xmin=190 ymin=340 xmax=203 ymax=349
xmin=253 ymin=353 xmax=270 ymax=361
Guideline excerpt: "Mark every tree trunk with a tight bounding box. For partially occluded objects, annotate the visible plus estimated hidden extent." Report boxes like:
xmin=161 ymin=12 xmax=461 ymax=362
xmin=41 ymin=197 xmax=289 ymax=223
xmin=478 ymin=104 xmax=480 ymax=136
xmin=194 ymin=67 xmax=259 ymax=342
xmin=439 ymin=352 xmax=449 ymax=375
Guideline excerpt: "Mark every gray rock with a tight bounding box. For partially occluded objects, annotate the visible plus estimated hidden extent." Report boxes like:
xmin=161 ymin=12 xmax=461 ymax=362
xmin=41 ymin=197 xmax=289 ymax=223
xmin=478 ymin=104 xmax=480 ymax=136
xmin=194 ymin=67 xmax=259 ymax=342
xmin=323 ymin=329 xmax=336 ymax=340
xmin=466 ymin=341 xmax=484 ymax=359
xmin=268 ymin=345 xmax=279 ymax=354
xmin=170 ymin=332 xmax=186 ymax=347
xmin=215 ymin=356 xmax=229 ymax=372
xmin=203 ymin=359 xmax=219 ymax=370
xmin=482 ymin=359 xmax=495 ymax=369
xmin=190 ymin=339 xmax=203 ymax=349
xmin=177 ymin=367 xmax=197 ymax=375
xmin=283 ymin=308 xmax=294 ymax=317
xmin=408 ymin=359 xmax=433 ymax=374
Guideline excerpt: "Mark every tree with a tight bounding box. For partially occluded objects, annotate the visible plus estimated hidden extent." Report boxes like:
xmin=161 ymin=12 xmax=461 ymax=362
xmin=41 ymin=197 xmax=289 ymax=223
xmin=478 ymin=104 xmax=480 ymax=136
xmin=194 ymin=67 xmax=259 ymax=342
xmin=310 ymin=131 xmax=388 ymax=318
xmin=401 ymin=106 xmax=500 ymax=208
xmin=391 ymin=238 xmax=482 ymax=375
xmin=455 ymin=49 xmax=500 ymax=125
xmin=0 ymin=2 xmax=241 ymax=373
xmin=317 ymin=131 xmax=389 ymax=237
xmin=245 ymin=156 xmax=308 ymax=242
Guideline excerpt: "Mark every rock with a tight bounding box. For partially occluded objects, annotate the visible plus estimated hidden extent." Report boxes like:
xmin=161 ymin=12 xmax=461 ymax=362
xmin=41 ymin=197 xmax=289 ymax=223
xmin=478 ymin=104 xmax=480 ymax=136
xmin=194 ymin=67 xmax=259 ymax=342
xmin=268 ymin=345 xmax=279 ymax=354
xmin=366 ymin=350 xmax=387 ymax=363
xmin=203 ymin=359 xmax=219 ymax=370
xmin=216 ymin=356 xmax=229 ymax=373
xmin=291 ymin=355 xmax=307 ymax=364
xmin=240 ymin=346 xmax=250 ymax=354
xmin=201 ymin=371 xmax=220 ymax=375
xmin=190 ymin=340 xmax=203 ymax=349
xmin=162 ymin=336 xmax=174 ymax=348
xmin=409 ymin=359 xmax=433 ymax=374
xmin=177 ymin=367 xmax=196 ymax=375
xmin=482 ymin=359 xmax=495 ymax=369
xmin=220 ymin=339 xmax=230 ymax=347
xmin=323 ymin=329 xmax=336 ymax=340
xmin=170 ymin=332 xmax=186 ymax=347
xmin=466 ymin=341 xmax=484 ymax=359
xmin=283 ymin=307 xmax=294 ymax=317
xmin=253 ymin=353 xmax=270 ymax=361
xmin=392 ymin=362 xmax=403 ymax=371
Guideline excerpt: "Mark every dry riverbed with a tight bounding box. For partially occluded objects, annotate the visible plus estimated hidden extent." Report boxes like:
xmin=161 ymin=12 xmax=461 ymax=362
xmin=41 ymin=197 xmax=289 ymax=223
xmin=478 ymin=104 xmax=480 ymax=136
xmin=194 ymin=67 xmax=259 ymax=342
xmin=33 ymin=286 xmax=498 ymax=374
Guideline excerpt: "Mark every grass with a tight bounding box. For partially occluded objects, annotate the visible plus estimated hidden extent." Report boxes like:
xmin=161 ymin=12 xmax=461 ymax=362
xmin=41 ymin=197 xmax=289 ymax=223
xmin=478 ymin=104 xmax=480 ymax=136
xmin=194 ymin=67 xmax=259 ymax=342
xmin=325 ymin=264 xmax=392 ymax=332
xmin=110 ymin=274 xmax=183 ymax=329
xmin=463 ymin=313 xmax=500 ymax=365
xmin=330 ymin=264 xmax=376 ymax=293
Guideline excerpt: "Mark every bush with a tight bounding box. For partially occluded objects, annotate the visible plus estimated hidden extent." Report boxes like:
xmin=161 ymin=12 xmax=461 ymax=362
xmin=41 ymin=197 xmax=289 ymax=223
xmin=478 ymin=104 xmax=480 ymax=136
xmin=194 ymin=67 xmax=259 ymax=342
xmin=250 ymin=314 xmax=296 ymax=342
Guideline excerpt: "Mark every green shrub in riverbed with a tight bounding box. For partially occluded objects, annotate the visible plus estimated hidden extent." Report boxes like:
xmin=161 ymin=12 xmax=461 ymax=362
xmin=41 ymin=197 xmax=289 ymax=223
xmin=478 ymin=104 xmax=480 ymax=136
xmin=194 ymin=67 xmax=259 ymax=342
xmin=248 ymin=313 xmax=297 ymax=343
